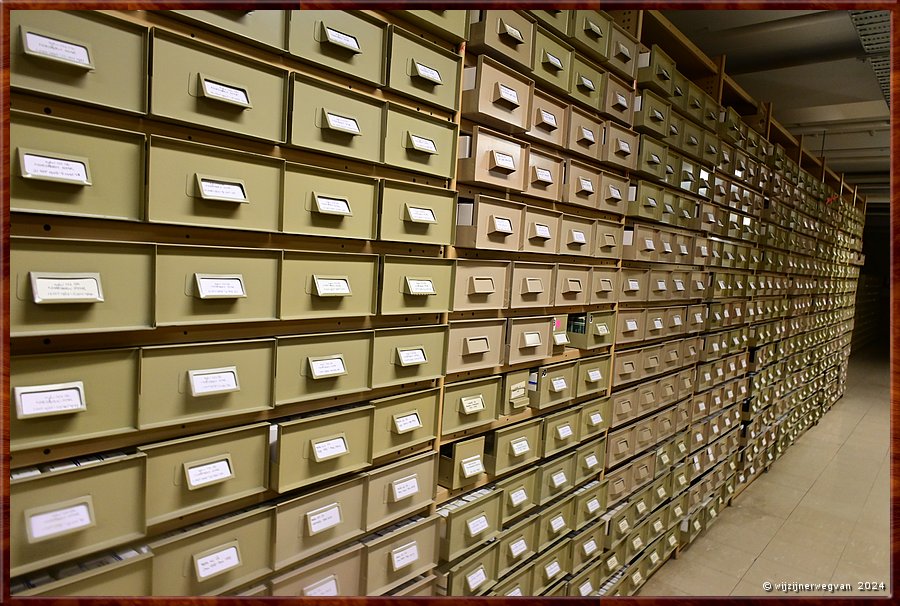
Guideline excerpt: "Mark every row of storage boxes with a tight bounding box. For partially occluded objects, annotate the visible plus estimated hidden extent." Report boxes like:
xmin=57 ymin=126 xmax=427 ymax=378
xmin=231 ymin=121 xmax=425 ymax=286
xmin=695 ymin=353 xmax=750 ymax=393
xmin=13 ymin=237 xmax=640 ymax=334
xmin=13 ymin=111 xmax=462 ymax=239
xmin=461 ymin=53 xmax=635 ymax=140
xmin=717 ymin=140 xmax=772 ymax=193
xmin=637 ymin=89 xmax=719 ymax=167
xmin=631 ymin=136 xmax=714 ymax=198
xmin=713 ymin=174 xmax=767 ymax=217
xmin=12 ymin=11 xmax=468 ymax=121
xmin=439 ymin=462 xmax=610 ymax=569
xmin=10 ymin=444 xmax=445 ymax=581
xmin=699 ymin=327 xmax=750 ymax=362
xmin=696 ymin=200 xmax=761 ymax=242
xmin=611 ymin=337 xmax=701 ymax=388
xmin=438 ymin=410 xmax=608 ymax=491
xmin=471 ymin=9 xmax=638 ymax=88
xmin=458 ymin=122 xmax=639 ymax=195
xmin=615 ymin=304 xmax=707 ymax=345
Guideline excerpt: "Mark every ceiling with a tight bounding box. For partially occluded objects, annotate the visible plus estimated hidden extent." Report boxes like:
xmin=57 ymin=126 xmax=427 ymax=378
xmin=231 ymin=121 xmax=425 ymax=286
xmin=663 ymin=10 xmax=890 ymax=210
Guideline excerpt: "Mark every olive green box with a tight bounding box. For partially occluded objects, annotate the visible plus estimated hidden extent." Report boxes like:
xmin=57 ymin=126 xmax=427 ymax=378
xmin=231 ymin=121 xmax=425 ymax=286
xmin=13 ymin=550 xmax=153 ymax=596
xmin=574 ymin=436 xmax=607 ymax=485
xmin=380 ymin=255 xmax=454 ymax=316
xmin=150 ymin=507 xmax=273 ymax=596
xmin=510 ymin=261 xmax=555 ymax=309
xmin=540 ymin=406 xmax=580 ymax=457
xmin=462 ymin=54 xmax=534 ymax=134
xmin=270 ymin=542 xmax=363 ymax=596
xmin=274 ymin=475 xmax=365 ymax=571
xmin=506 ymin=316 xmax=553 ymax=366
xmin=280 ymin=251 xmax=378 ymax=320
xmin=575 ymin=354 xmax=611 ymax=399
xmin=10 ymin=237 xmax=154 ymax=337
xmin=371 ymin=325 xmax=447 ymax=389
xmin=497 ymin=513 xmax=539 ymax=576
xmin=11 ymin=11 xmax=148 ymax=114
xmin=531 ymin=538 xmax=570 ymax=594
xmin=531 ymin=27 xmax=573 ymax=94
xmin=535 ymin=451 xmax=577 ymax=505
xmin=363 ymin=451 xmax=436 ymax=532
xmin=442 ymin=375 xmax=501 ymax=436
xmin=363 ymin=515 xmax=439 ymax=595
xmin=10 ymin=453 xmax=146 ymax=577
xmin=11 ymin=110 xmax=145 ymax=220
xmin=443 ymin=540 xmax=499 ymax=596
xmin=370 ymin=387 xmax=439 ymax=459
xmin=580 ymin=397 xmax=611 ymax=441
xmin=445 ymin=318 xmax=506 ymax=374
xmin=468 ymin=10 xmax=535 ymax=71
xmin=384 ymin=104 xmax=458 ymax=179
xmin=437 ymin=488 xmax=501 ymax=562
xmin=380 ymin=180 xmax=456 ymax=246
xmin=170 ymin=10 xmax=288 ymax=51
xmin=454 ymin=195 xmax=525 ymax=252
xmin=146 ymin=136 xmax=283 ymax=232
xmin=496 ymin=466 xmax=540 ymax=525
xmin=271 ymin=405 xmax=374 ymax=493
xmin=139 ymin=422 xmax=270 ymax=527
xmin=438 ymin=435 xmax=486 ymax=490
xmin=138 ymin=339 xmax=275 ymax=430
xmin=388 ymin=25 xmax=461 ymax=112
xmin=282 ymin=162 xmax=378 ymax=240
xmin=10 ymin=348 xmax=139 ymax=452
xmin=529 ymin=360 xmax=577 ymax=410
xmin=484 ymin=416 xmax=543 ymax=477
xmin=568 ymin=55 xmax=605 ymax=110
xmin=537 ymin=493 xmax=575 ymax=551
xmin=289 ymin=73 xmax=385 ymax=164
xmin=568 ymin=310 xmax=615 ymax=351
xmin=392 ymin=10 xmax=469 ymax=43
xmin=151 ymin=30 xmax=287 ymax=142
xmin=155 ymin=245 xmax=280 ymax=326
xmin=287 ymin=10 xmax=387 ymax=86
xmin=573 ymin=480 xmax=609 ymax=532
xmin=569 ymin=11 xmax=611 ymax=64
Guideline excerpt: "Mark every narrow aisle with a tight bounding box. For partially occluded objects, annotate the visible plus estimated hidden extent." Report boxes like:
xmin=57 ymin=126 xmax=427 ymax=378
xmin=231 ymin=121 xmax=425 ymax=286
xmin=637 ymin=341 xmax=891 ymax=597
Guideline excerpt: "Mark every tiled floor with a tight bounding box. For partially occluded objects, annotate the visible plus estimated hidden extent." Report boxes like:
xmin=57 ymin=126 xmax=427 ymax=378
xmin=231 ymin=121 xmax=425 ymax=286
xmin=637 ymin=341 xmax=891 ymax=597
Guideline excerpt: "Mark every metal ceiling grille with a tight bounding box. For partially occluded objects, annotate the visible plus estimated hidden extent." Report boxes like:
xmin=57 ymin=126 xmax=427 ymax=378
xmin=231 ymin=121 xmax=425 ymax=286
xmin=850 ymin=10 xmax=891 ymax=105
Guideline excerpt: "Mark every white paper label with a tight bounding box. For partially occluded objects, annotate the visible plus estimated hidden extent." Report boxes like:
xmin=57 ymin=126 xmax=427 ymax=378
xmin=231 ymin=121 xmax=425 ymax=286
xmin=533 ymin=167 xmax=554 ymax=184
xmin=510 ymin=487 xmax=528 ymax=507
xmin=191 ymin=547 xmax=243 ymax=585
xmin=313 ymin=436 xmax=348 ymax=460
xmin=28 ymin=502 xmax=92 ymax=541
xmin=578 ymin=177 xmax=594 ymax=193
xmin=551 ymin=471 xmax=567 ymax=488
xmin=533 ymin=223 xmax=551 ymax=239
xmin=570 ymin=230 xmax=587 ymax=245
xmin=579 ymin=581 xmax=594 ymax=596
xmin=626 ymin=319 xmax=638 ymax=331
xmin=33 ymin=276 xmax=101 ymax=303
xmin=510 ymin=538 xmax=528 ymax=558
xmin=540 ymin=109 xmax=558 ymax=127
xmin=553 ymin=424 xmax=572 ymax=440
xmin=551 ymin=377 xmax=567 ymax=392
xmin=596 ymin=323 xmax=610 ymax=335
xmin=587 ymin=498 xmax=601 ymax=514
xmin=493 ymin=216 xmax=513 ymax=233
xmin=510 ymin=437 xmax=531 ymax=456
xmin=636 ymin=501 xmax=647 ymax=514
xmin=203 ymin=80 xmax=249 ymax=105
xmin=673 ymin=315 xmax=683 ymax=326
xmin=545 ymin=52 xmax=563 ymax=69
xmin=695 ymin=313 xmax=704 ymax=323
xmin=25 ymin=31 xmax=90 ymax=65
xmin=607 ymin=555 xmax=619 ymax=569
xmin=461 ymin=456 xmax=484 ymax=478
xmin=22 ymin=153 xmax=89 ymax=183
xmin=587 ymin=369 xmax=602 ymax=383
xmin=17 ymin=385 xmax=85 ymax=417
xmin=654 ymin=318 xmax=664 ymax=330
xmin=391 ymin=475 xmax=419 ymax=501
xmin=493 ymin=151 xmax=516 ymax=170
xmin=309 ymin=357 xmax=346 ymax=378
xmin=581 ymin=126 xmax=596 ymax=143
xmin=507 ymin=587 xmax=524 ymax=597
xmin=199 ymin=178 xmax=246 ymax=201
xmin=407 ymin=206 xmax=436 ymax=223
xmin=585 ymin=453 xmax=599 ymax=469
xmin=460 ymin=395 xmax=485 ymax=415
xmin=650 ymin=551 xmax=660 ymax=564
xmin=307 ymin=503 xmax=342 ymax=534
xmin=589 ymin=412 xmax=603 ymax=426
xmin=394 ymin=412 xmax=422 ymax=433
xmin=198 ymin=277 xmax=245 ymax=298
xmin=316 ymin=196 xmax=351 ymax=214
xmin=628 ymin=279 xmax=640 ymax=290
xmin=398 ymin=348 xmax=427 ymax=365
xmin=580 ymin=75 xmax=595 ymax=90
xmin=618 ymin=519 xmax=629 ymax=532
xmin=413 ymin=61 xmax=442 ymax=83
xmin=546 ymin=559 xmax=562 ymax=579
xmin=466 ymin=567 xmax=487 ymax=591
xmin=187 ymin=459 xmax=232 ymax=488
xmin=304 ymin=575 xmax=339 ymax=597
xmin=409 ymin=134 xmax=437 ymax=153
xmin=466 ymin=514 xmax=489 ymax=536
xmin=498 ymin=83 xmax=519 ymax=104
xmin=406 ymin=279 xmax=435 ymax=295
xmin=190 ymin=369 xmax=238 ymax=396
xmin=391 ymin=541 xmax=420 ymax=570
xmin=324 ymin=26 xmax=360 ymax=51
